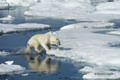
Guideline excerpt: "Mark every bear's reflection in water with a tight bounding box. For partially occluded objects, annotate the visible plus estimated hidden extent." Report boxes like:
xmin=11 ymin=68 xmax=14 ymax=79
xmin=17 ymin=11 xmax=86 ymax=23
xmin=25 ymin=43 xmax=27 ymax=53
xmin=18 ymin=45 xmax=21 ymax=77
xmin=26 ymin=54 xmax=60 ymax=74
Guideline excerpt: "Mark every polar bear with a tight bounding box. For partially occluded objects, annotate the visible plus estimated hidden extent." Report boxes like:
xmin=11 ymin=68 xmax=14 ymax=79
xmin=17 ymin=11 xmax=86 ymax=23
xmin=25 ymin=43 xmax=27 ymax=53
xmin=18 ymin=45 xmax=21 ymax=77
xmin=25 ymin=33 xmax=60 ymax=53
xmin=26 ymin=54 xmax=60 ymax=74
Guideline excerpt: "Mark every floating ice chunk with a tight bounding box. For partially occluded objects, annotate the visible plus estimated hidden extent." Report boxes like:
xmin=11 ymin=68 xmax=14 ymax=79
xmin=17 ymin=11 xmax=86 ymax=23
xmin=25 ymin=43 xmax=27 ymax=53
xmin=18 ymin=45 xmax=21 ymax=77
xmin=60 ymin=22 xmax=114 ymax=30
xmin=0 ymin=15 xmax=15 ymax=23
xmin=6 ymin=0 xmax=38 ymax=7
xmin=0 ymin=0 xmax=9 ymax=10
xmin=0 ymin=63 xmax=25 ymax=75
xmin=79 ymin=66 xmax=110 ymax=73
xmin=5 ymin=61 xmax=14 ymax=65
xmin=80 ymin=66 xmax=120 ymax=79
xmin=107 ymin=30 xmax=120 ymax=35
xmin=83 ymin=71 xmax=120 ymax=79
xmin=0 ymin=15 xmax=15 ymax=21
xmin=21 ymin=73 xmax=30 ymax=77
xmin=0 ymin=23 xmax=50 ymax=34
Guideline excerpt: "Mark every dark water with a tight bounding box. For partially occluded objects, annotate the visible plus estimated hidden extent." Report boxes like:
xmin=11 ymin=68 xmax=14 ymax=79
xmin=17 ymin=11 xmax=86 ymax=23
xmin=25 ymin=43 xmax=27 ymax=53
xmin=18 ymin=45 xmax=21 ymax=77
xmin=0 ymin=8 xmax=83 ymax=80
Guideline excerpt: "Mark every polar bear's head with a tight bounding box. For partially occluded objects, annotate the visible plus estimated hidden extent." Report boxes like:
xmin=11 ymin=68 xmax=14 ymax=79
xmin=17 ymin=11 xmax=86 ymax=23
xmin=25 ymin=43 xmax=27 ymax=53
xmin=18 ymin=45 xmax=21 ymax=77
xmin=50 ymin=35 xmax=61 ymax=45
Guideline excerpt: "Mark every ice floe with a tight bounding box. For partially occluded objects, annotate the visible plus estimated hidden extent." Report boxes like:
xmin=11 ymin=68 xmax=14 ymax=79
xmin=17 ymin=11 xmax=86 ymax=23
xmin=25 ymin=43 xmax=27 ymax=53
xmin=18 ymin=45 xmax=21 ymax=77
xmin=0 ymin=0 xmax=9 ymax=10
xmin=60 ymin=22 xmax=115 ymax=30
xmin=0 ymin=15 xmax=15 ymax=23
xmin=46 ymin=22 xmax=120 ymax=79
xmin=5 ymin=61 xmax=14 ymax=65
xmin=6 ymin=0 xmax=38 ymax=7
xmin=107 ymin=30 xmax=120 ymax=35
xmin=24 ymin=0 xmax=95 ymax=20
xmin=95 ymin=1 xmax=120 ymax=14
xmin=47 ymin=26 xmax=120 ymax=67
xmin=0 ymin=23 xmax=50 ymax=34
xmin=80 ymin=66 xmax=120 ymax=79
xmin=23 ymin=0 xmax=120 ymax=22
xmin=0 ymin=62 xmax=25 ymax=75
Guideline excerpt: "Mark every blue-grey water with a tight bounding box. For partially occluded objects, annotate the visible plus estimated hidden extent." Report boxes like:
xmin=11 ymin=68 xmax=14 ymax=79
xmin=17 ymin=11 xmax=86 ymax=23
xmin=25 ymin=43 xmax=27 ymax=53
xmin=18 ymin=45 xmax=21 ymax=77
xmin=0 ymin=8 xmax=84 ymax=80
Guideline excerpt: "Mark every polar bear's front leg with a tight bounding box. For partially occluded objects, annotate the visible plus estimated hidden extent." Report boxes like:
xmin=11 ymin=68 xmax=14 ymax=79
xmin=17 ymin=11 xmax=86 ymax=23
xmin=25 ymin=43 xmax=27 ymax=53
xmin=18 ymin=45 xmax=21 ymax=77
xmin=34 ymin=45 xmax=42 ymax=53
xmin=42 ymin=43 xmax=51 ymax=51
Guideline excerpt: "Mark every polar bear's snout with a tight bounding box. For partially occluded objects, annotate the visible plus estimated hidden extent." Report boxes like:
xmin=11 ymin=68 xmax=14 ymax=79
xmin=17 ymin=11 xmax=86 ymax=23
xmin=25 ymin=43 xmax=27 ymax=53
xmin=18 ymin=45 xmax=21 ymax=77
xmin=57 ymin=40 xmax=61 ymax=45
xmin=56 ymin=39 xmax=61 ymax=45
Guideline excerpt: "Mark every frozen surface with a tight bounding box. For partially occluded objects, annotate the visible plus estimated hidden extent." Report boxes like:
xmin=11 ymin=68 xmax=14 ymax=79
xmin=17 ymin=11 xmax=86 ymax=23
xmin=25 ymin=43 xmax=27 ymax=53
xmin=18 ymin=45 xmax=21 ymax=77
xmin=80 ymin=66 xmax=120 ymax=79
xmin=47 ymin=26 xmax=120 ymax=67
xmin=24 ymin=0 xmax=120 ymax=22
xmin=5 ymin=61 xmax=14 ymax=65
xmin=0 ymin=15 xmax=15 ymax=21
xmin=0 ymin=62 xmax=25 ymax=75
xmin=0 ymin=0 xmax=9 ymax=9
xmin=107 ymin=30 xmax=120 ymax=35
xmin=0 ymin=23 xmax=50 ymax=34
xmin=47 ymin=26 xmax=120 ymax=79
xmin=6 ymin=0 xmax=38 ymax=7
xmin=95 ymin=1 xmax=120 ymax=14
xmin=60 ymin=22 xmax=114 ymax=30
xmin=24 ymin=1 xmax=96 ymax=20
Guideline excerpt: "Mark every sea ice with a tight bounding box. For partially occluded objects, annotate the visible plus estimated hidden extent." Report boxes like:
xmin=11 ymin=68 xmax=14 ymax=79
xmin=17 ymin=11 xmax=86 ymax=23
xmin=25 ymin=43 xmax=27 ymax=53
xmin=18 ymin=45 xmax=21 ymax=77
xmin=79 ymin=66 xmax=120 ymax=79
xmin=24 ymin=0 xmax=120 ymax=22
xmin=6 ymin=0 xmax=38 ymax=7
xmin=5 ymin=61 xmax=14 ymax=65
xmin=107 ymin=30 xmax=120 ymax=35
xmin=24 ymin=0 xmax=95 ymax=19
xmin=0 ymin=63 xmax=25 ymax=75
xmin=95 ymin=1 xmax=120 ymax=14
xmin=0 ymin=15 xmax=15 ymax=23
xmin=46 ymin=23 xmax=120 ymax=79
xmin=60 ymin=22 xmax=114 ymax=30
xmin=0 ymin=23 xmax=50 ymax=34
xmin=47 ymin=25 xmax=120 ymax=68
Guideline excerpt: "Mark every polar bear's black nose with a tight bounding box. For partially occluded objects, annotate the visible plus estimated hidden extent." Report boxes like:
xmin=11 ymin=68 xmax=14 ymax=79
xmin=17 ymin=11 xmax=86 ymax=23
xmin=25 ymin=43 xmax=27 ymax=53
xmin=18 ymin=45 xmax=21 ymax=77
xmin=58 ymin=42 xmax=61 ymax=45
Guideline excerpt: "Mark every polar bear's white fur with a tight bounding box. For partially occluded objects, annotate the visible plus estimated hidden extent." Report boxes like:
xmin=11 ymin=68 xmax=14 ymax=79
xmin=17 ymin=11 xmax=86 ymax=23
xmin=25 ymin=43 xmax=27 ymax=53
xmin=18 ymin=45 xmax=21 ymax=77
xmin=25 ymin=33 xmax=60 ymax=53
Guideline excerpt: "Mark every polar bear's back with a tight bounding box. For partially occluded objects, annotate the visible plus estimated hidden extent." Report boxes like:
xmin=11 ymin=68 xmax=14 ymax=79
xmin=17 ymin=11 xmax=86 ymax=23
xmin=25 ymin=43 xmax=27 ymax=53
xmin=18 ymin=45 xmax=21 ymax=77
xmin=27 ymin=34 xmax=50 ymax=46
